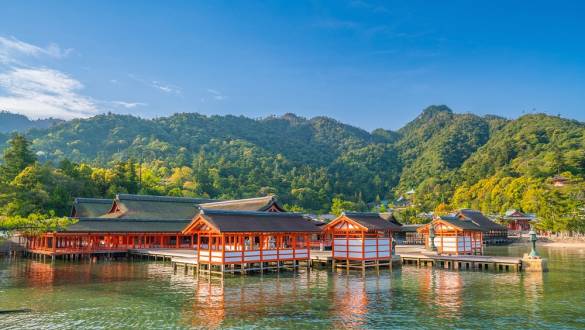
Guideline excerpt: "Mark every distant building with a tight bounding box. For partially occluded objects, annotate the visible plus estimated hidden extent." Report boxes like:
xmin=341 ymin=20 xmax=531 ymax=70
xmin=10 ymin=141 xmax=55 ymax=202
xmin=318 ymin=214 xmax=337 ymax=222
xmin=456 ymin=209 xmax=508 ymax=244
xmin=395 ymin=224 xmax=424 ymax=245
xmin=552 ymin=175 xmax=569 ymax=187
xmin=417 ymin=209 xmax=508 ymax=252
xmin=393 ymin=196 xmax=411 ymax=208
xmin=417 ymin=212 xmax=434 ymax=221
xmin=417 ymin=215 xmax=483 ymax=255
xmin=502 ymin=209 xmax=534 ymax=231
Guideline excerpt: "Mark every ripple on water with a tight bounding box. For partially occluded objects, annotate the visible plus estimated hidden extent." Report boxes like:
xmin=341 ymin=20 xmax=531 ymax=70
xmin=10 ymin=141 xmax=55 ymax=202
xmin=1 ymin=246 xmax=584 ymax=329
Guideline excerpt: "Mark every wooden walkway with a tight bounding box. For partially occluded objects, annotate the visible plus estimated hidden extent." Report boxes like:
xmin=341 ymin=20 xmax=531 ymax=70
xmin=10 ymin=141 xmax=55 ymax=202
xmin=400 ymin=253 xmax=522 ymax=272
xmin=130 ymin=248 xmax=307 ymax=276
xmin=129 ymin=248 xmax=524 ymax=273
xmin=22 ymin=247 xmax=524 ymax=273
xmin=129 ymin=248 xmax=195 ymax=260
xmin=26 ymin=248 xmax=128 ymax=261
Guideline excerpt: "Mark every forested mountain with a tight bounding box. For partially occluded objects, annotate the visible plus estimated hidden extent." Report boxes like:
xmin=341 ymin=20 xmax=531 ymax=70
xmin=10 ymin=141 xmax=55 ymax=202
xmin=0 ymin=111 xmax=63 ymax=133
xmin=393 ymin=106 xmax=509 ymax=207
xmin=25 ymin=112 xmax=376 ymax=166
xmin=0 ymin=132 xmax=7 ymax=148
xmin=459 ymin=114 xmax=585 ymax=183
xmin=0 ymin=106 xmax=584 ymax=231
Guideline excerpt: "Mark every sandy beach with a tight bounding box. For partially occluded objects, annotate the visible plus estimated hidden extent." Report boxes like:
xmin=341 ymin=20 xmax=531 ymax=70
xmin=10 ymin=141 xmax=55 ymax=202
xmin=539 ymin=241 xmax=585 ymax=248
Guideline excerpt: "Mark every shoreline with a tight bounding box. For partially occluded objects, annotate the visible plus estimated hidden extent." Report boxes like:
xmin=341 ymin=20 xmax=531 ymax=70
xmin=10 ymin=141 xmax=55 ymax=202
xmin=402 ymin=241 xmax=585 ymax=249
xmin=539 ymin=241 xmax=585 ymax=248
xmin=509 ymin=240 xmax=585 ymax=248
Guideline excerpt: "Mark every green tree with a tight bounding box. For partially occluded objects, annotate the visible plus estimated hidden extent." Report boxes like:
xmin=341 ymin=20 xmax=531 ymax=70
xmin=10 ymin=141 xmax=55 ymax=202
xmin=0 ymin=133 xmax=37 ymax=183
xmin=330 ymin=197 xmax=362 ymax=216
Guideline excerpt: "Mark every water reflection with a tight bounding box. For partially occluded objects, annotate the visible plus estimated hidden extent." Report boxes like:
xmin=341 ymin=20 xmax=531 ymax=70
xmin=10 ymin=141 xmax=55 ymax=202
xmin=417 ymin=267 xmax=464 ymax=319
xmin=11 ymin=260 xmax=55 ymax=288
xmin=189 ymin=278 xmax=226 ymax=328
xmin=331 ymin=274 xmax=369 ymax=328
xmin=1 ymin=245 xmax=584 ymax=329
xmin=522 ymin=271 xmax=544 ymax=319
xmin=183 ymin=271 xmax=316 ymax=328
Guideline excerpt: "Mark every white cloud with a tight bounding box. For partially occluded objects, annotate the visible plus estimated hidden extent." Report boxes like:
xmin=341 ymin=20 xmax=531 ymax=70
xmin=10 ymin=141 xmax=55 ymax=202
xmin=0 ymin=35 xmax=95 ymax=119
xmin=0 ymin=67 xmax=98 ymax=119
xmin=110 ymin=101 xmax=147 ymax=109
xmin=206 ymin=88 xmax=227 ymax=101
xmin=128 ymin=74 xmax=181 ymax=95
xmin=151 ymin=80 xmax=181 ymax=94
xmin=0 ymin=36 xmax=72 ymax=64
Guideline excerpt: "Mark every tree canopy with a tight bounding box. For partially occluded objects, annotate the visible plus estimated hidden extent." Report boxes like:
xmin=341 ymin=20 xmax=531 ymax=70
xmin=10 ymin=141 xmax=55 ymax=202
xmin=0 ymin=107 xmax=583 ymax=232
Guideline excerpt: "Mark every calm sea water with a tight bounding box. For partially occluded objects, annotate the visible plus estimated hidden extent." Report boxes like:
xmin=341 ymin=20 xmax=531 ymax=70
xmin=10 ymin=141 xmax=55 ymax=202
xmin=1 ymin=245 xmax=584 ymax=329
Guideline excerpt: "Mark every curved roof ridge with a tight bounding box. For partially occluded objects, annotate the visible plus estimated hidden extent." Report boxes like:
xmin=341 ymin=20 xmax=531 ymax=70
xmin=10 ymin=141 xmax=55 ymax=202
xmin=74 ymin=217 xmax=189 ymax=222
xmin=199 ymin=195 xmax=275 ymax=206
xmin=116 ymin=193 xmax=217 ymax=204
xmin=343 ymin=211 xmax=381 ymax=216
xmin=74 ymin=197 xmax=113 ymax=204
xmin=200 ymin=209 xmax=302 ymax=217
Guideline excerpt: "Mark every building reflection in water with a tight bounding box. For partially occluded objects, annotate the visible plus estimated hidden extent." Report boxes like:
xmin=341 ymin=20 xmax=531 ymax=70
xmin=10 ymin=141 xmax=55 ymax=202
xmin=417 ymin=267 xmax=464 ymax=319
xmin=190 ymin=278 xmax=226 ymax=329
xmin=331 ymin=274 xmax=369 ymax=328
xmin=330 ymin=271 xmax=396 ymax=328
xmin=183 ymin=270 xmax=317 ymax=329
xmin=11 ymin=260 xmax=56 ymax=288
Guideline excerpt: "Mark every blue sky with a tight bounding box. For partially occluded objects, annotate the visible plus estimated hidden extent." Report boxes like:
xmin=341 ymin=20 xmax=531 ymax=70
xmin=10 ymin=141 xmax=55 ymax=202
xmin=0 ymin=0 xmax=583 ymax=130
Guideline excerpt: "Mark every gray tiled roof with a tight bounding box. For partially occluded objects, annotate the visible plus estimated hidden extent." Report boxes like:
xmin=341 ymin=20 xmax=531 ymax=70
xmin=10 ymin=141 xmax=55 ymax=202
xmin=342 ymin=212 xmax=402 ymax=231
xmin=71 ymin=198 xmax=113 ymax=218
xmin=458 ymin=209 xmax=507 ymax=232
xmin=101 ymin=194 xmax=217 ymax=220
xmin=198 ymin=195 xmax=285 ymax=212
xmin=197 ymin=210 xmax=322 ymax=233
xmin=439 ymin=216 xmax=482 ymax=231
xmin=399 ymin=224 xmax=423 ymax=232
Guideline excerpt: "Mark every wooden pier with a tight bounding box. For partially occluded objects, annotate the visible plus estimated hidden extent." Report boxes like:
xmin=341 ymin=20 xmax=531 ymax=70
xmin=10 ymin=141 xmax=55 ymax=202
xmin=19 ymin=247 xmax=526 ymax=274
xmin=129 ymin=248 xmax=195 ymax=261
xmin=129 ymin=248 xmax=308 ymax=276
xmin=400 ymin=253 xmax=522 ymax=272
xmin=25 ymin=249 xmax=128 ymax=262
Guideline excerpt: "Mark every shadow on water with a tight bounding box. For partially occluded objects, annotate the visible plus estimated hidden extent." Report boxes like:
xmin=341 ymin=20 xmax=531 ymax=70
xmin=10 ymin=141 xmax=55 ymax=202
xmin=0 ymin=244 xmax=584 ymax=328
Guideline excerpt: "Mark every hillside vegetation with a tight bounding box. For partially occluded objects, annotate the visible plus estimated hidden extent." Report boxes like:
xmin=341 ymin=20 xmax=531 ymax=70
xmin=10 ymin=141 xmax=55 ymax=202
xmin=0 ymin=106 xmax=584 ymax=231
xmin=0 ymin=111 xmax=63 ymax=133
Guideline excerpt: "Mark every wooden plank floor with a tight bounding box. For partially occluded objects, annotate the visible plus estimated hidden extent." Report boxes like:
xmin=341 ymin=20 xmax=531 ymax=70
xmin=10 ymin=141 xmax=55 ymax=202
xmin=27 ymin=249 xmax=128 ymax=256
xmin=310 ymin=250 xmax=332 ymax=263
xmin=128 ymin=248 xmax=196 ymax=259
xmin=400 ymin=251 xmax=522 ymax=272
xmin=400 ymin=252 xmax=522 ymax=264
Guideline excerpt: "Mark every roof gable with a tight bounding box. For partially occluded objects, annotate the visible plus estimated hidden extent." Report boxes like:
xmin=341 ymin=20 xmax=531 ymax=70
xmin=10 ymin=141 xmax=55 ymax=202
xmin=458 ymin=209 xmax=507 ymax=231
xmin=71 ymin=198 xmax=113 ymax=218
xmin=324 ymin=212 xmax=402 ymax=232
xmin=417 ymin=217 xmax=482 ymax=233
xmin=505 ymin=209 xmax=524 ymax=217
